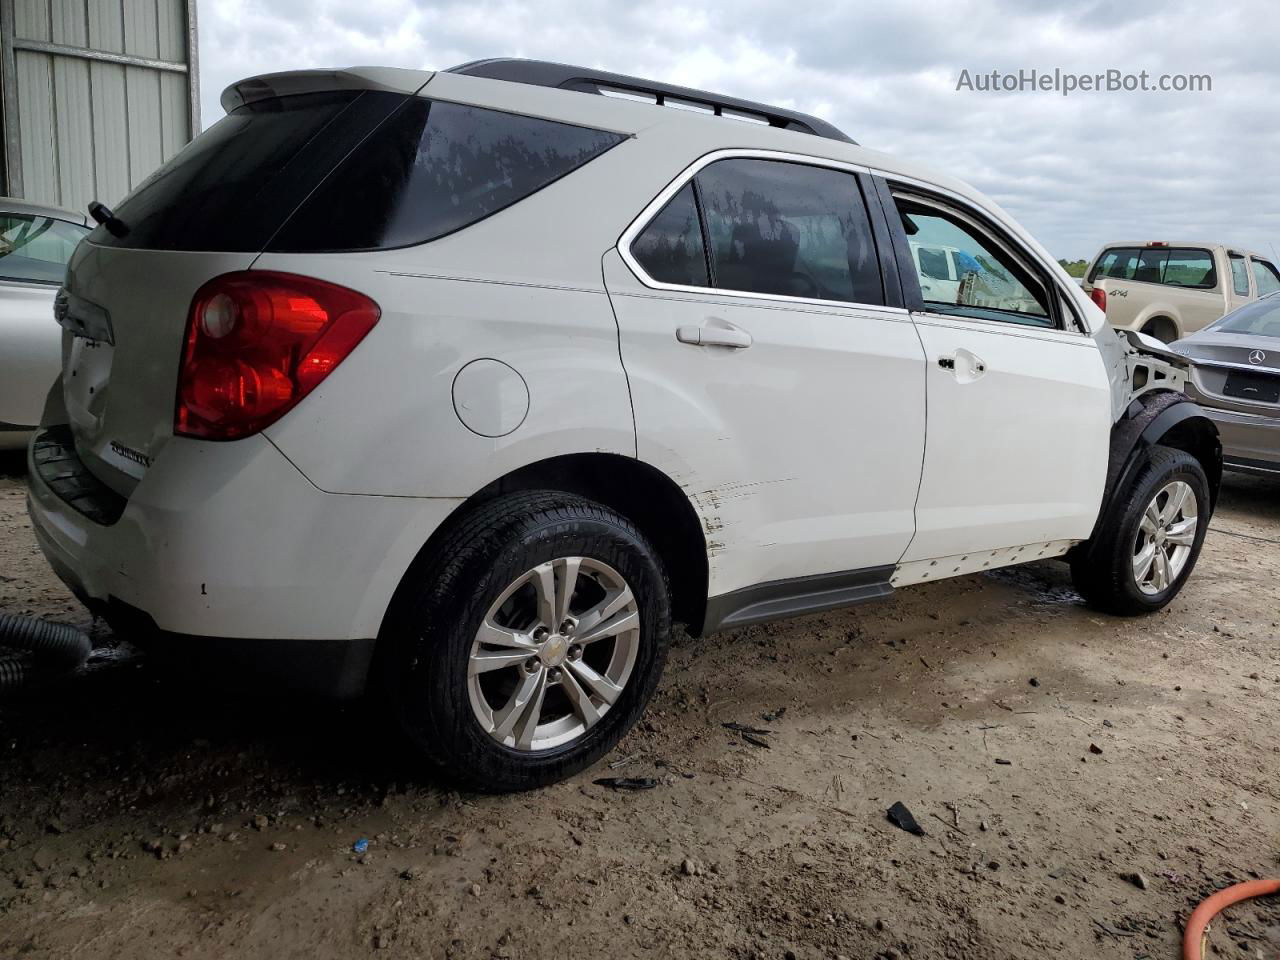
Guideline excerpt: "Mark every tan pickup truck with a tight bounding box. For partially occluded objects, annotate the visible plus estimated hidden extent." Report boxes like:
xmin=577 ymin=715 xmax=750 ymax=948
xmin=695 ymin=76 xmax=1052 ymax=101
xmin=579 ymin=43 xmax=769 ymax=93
xmin=1082 ymin=241 xmax=1280 ymax=342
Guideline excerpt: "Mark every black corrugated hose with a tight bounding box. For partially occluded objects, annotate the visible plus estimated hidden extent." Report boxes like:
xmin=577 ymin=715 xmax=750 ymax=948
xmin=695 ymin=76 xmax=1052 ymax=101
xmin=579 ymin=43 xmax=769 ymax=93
xmin=0 ymin=614 xmax=91 ymax=692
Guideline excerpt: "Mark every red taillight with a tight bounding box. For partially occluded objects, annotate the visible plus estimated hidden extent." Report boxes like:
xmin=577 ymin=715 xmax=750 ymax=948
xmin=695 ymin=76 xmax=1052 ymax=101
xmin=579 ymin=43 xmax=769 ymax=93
xmin=175 ymin=271 xmax=379 ymax=440
xmin=1089 ymin=286 xmax=1107 ymax=312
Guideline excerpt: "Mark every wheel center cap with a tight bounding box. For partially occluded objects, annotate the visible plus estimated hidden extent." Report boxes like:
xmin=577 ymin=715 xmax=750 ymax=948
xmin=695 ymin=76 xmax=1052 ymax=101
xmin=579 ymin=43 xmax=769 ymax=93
xmin=540 ymin=634 xmax=569 ymax=667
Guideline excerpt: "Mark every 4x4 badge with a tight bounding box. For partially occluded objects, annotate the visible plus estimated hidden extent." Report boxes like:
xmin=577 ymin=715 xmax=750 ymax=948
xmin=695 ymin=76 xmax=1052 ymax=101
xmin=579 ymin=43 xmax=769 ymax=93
xmin=1249 ymin=349 xmax=1267 ymax=365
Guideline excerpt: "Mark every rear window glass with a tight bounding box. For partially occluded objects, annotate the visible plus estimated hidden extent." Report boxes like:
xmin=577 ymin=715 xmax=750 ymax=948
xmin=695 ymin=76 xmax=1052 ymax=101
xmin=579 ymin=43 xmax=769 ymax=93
xmin=1090 ymin=246 xmax=1216 ymax=288
xmin=1090 ymin=247 xmax=1139 ymax=282
xmin=0 ymin=214 xmax=88 ymax=283
xmin=1209 ymin=298 xmax=1280 ymax=337
xmin=269 ymin=100 xmax=624 ymax=251
xmin=91 ymin=90 xmax=405 ymax=252
xmin=630 ymin=183 xmax=709 ymax=287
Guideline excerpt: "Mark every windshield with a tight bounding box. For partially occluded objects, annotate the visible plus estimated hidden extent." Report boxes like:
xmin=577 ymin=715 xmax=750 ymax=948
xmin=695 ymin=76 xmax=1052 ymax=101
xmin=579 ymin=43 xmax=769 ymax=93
xmin=0 ymin=213 xmax=89 ymax=284
xmin=1207 ymin=295 xmax=1280 ymax=338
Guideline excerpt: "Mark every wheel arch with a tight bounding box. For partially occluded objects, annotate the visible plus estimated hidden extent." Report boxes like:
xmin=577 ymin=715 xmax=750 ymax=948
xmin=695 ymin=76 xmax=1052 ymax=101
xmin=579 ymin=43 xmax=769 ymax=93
xmin=1137 ymin=312 xmax=1181 ymax=342
xmin=1085 ymin=390 xmax=1222 ymax=547
xmin=380 ymin=453 xmax=710 ymax=641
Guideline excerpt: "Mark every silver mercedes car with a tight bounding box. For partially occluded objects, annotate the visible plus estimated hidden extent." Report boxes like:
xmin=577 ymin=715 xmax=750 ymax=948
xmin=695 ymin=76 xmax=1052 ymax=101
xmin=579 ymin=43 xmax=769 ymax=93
xmin=0 ymin=198 xmax=90 ymax=450
xmin=1170 ymin=292 xmax=1280 ymax=475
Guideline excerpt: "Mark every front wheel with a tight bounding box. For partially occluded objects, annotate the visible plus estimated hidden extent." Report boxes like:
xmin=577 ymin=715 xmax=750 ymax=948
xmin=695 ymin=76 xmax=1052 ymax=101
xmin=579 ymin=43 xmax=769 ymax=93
xmin=1071 ymin=446 xmax=1210 ymax=615
xmin=382 ymin=491 xmax=671 ymax=792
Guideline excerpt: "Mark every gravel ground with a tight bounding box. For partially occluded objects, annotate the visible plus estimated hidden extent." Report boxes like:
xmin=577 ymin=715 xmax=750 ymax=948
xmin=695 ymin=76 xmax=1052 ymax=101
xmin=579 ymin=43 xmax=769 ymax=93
xmin=1 ymin=449 xmax=1278 ymax=960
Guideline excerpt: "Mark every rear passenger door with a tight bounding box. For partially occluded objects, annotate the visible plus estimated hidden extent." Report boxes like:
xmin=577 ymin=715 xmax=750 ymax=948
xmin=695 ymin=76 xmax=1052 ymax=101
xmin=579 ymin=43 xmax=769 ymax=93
xmin=879 ymin=183 xmax=1112 ymax=562
xmin=603 ymin=153 xmax=928 ymax=601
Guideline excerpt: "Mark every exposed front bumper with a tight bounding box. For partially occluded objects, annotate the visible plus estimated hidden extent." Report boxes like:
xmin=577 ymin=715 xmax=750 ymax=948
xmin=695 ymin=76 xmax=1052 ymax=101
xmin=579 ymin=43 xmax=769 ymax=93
xmin=26 ymin=427 xmax=462 ymax=695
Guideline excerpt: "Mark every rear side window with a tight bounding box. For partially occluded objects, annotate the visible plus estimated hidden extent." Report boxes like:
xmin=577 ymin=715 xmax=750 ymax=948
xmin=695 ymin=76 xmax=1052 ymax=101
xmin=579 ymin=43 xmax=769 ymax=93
xmin=1253 ymin=259 xmax=1280 ymax=296
xmin=630 ymin=183 xmax=710 ymax=287
xmin=0 ymin=214 xmax=88 ymax=284
xmin=694 ymin=158 xmax=884 ymax=305
xmin=270 ymin=100 xmax=624 ymax=251
xmin=93 ymin=90 xmax=403 ymax=252
xmin=1229 ymin=254 xmax=1251 ymax=296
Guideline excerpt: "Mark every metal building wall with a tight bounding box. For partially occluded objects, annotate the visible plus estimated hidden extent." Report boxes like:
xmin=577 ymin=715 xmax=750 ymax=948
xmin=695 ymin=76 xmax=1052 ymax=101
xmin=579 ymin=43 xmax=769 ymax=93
xmin=0 ymin=0 xmax=198 ymax=212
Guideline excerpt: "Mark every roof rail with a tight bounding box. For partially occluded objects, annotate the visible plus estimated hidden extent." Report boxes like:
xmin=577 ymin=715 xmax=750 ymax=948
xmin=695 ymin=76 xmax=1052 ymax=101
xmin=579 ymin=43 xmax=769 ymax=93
xmin=446 ymin=58 xmax=855 ymax=144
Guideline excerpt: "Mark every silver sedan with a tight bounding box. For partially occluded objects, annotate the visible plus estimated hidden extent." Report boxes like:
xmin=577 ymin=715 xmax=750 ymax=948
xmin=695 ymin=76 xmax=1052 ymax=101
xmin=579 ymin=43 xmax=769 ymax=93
xmin=0 ymin=198 xmax=90 ymax=450
xmin=1169 ymin=292 xmax=1280 ymax=476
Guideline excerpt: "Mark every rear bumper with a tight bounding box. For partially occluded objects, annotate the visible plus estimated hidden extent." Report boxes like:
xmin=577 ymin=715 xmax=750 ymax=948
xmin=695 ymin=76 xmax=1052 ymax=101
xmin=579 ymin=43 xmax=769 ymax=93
xmin=26 ymin=427 xmax=463 ymax=696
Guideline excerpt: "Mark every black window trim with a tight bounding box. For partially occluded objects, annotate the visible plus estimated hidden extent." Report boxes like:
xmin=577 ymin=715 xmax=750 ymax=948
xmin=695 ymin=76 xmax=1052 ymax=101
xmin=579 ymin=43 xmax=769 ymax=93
xmin=879 ymin=178 xmax=1083 ymax=335
xmin=618 ymin=148 xmax=900 ymax=314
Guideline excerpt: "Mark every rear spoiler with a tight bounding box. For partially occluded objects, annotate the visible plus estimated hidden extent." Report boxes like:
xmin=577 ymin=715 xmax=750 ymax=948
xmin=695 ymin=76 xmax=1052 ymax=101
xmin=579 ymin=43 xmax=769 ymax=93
xmin=220 ymin=67 xmax=432 ymax=114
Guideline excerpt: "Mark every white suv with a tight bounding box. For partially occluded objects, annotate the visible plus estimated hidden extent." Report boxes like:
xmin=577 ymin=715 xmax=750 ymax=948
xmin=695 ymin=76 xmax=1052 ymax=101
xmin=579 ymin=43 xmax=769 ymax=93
xmin=28 ymin=60 xmax=1221 ymax=791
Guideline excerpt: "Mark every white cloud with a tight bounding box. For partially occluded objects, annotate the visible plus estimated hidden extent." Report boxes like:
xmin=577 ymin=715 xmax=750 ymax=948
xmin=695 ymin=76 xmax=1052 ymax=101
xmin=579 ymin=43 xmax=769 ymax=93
xmin=196 ymin=0 xmax=1280 ymax=260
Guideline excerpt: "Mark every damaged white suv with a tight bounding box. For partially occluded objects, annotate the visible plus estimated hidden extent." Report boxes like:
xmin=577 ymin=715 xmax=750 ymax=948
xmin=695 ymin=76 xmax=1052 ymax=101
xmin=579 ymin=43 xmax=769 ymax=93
xmin=28 ymin=59 xmax=1220 ymax=791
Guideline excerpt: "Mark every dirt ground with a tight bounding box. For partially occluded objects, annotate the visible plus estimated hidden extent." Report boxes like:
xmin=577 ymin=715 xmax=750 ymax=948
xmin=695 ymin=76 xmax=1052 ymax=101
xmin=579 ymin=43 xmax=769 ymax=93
xmin=1 ymin=449 xmax=1277 ymax=960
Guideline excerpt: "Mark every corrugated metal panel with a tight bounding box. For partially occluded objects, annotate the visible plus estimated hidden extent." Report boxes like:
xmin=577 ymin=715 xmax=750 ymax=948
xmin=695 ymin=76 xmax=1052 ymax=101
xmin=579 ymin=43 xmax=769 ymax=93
xmin=1 ymin=0 xmax=197 ymax=207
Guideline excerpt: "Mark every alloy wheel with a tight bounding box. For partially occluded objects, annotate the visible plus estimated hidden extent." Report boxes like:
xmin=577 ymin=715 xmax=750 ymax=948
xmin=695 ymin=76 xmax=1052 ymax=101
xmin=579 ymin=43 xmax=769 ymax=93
xmin=1132 ymin=480 xmax=1198 ymax=596
xmin=467 ymin=557 xmax=641 ymax=751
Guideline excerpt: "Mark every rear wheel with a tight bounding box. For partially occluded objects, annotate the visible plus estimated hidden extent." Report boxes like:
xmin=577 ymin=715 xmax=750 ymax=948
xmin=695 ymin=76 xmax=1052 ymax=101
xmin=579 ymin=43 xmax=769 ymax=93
xmin=1071 ymin=446 xmax=1209 ymax=615
xmin=383 ymin=491 xmax=670 ymax=792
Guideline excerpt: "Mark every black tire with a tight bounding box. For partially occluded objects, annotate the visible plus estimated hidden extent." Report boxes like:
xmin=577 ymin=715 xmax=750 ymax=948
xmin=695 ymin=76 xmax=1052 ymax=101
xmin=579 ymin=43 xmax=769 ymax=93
xmin=1071 ymin=445 xmax=1210 ymax=615
xmin=381 ymin=491 xmax=670 ymax=792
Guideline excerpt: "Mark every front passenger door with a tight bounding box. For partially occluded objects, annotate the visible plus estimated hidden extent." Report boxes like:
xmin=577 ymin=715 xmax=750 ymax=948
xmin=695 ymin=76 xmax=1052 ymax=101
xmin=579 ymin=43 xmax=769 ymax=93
xmin=882 ymin=185 xmax=1112 ymax=562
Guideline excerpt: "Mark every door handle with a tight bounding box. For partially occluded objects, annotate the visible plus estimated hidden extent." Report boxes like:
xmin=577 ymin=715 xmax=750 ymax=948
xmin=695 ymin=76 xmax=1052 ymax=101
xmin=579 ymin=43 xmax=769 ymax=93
xmin=938 ymin=349 xmax=987 ymax=382
xmin=676 ymin=319 xmax=752 ymax=349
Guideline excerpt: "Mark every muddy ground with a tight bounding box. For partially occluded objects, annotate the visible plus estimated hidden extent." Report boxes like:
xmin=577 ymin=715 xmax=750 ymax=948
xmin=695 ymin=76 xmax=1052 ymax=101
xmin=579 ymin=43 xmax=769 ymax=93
xmin=1 ymin=449 xmax=1277 ymax=960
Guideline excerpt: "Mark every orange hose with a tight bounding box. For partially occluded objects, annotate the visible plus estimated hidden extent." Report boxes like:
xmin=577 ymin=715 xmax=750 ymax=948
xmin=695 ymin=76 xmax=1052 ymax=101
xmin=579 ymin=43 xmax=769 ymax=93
xmin=1183 ymin=877 xmax=1280 ymax=960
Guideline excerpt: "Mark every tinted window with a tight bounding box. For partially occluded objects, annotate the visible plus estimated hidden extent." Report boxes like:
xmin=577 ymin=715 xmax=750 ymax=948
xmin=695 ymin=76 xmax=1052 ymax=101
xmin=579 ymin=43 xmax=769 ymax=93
xmin=94 ymin=90 xmax=404 ymax=252
xmin=630 ymin=183 xmax=709 ymax=287
xmin=694 ymin=158 xmax=883 ymax=305
xmin=0 ymin=214 xmax=88 ymax=284
xmin=1162 ymin=248 xmax=1216 ymax=288
xmin=1253 ymin=259 xmax=1280 ymax=296
xmin=1209 ymin=298 xmax=1280 ymax=337
xmin=1229 ymin=254 xmax=1251 ymax=296
xmin=1090 ymin=247 xmax=1139 ymax=282
xmin=272 ymin=100 xmax=624 ymax=251
xmin=917 ymin=246 xmax=952 ymax=281
xmin=896 ymin=199 xmax=1052 ymax=327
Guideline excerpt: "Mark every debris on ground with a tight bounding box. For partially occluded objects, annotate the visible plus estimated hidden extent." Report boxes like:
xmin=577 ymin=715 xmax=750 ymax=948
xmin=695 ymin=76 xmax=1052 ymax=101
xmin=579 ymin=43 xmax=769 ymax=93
xmin=352 ymin=838 xmax=370 ymax=854
xmin=593 ymin=777 xmax=660 ymax=791
xmin=886 ymin=801 xmax=926 ymax=836
xmin=722 ymin=722 xmax=772 ymax=735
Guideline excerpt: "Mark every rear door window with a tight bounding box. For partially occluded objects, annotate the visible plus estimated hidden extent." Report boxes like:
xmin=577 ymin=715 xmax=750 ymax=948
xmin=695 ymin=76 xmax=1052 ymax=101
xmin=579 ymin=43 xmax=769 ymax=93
xmin=630 ymin=183 xmax=710 ymax=287
xmin=0 ymin=214 xmax=88 ymax=284
xmin=271 ymin=100 xmax=624 ymax=251
xmin=1229 ymin=254 xmax=1251 ymax=296
xmin=692 ymin=158 xmax=884 ymax=305
xmin=1252 ymin=259 xmax=1280 ymax=296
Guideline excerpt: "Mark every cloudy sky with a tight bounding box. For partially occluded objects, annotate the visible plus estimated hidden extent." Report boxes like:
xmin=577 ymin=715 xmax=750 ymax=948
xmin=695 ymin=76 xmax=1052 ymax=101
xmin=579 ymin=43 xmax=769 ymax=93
xmin=197 ymin=0 xmax=1279 ymax=261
